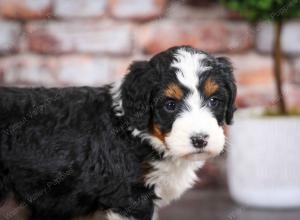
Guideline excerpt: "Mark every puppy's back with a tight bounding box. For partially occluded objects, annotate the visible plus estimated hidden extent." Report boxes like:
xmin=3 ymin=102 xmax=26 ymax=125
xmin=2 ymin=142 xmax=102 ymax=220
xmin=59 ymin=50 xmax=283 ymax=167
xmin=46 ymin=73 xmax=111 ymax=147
xmin=0 ymin=86 xmax=111 ymax=133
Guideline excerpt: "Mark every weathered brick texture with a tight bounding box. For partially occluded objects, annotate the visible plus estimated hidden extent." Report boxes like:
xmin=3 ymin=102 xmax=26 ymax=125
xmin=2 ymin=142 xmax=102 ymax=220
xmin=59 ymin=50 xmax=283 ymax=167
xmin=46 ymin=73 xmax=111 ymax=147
xmin=0 ymin=55 xmax=118 ymax=86
xmin=53 ymin=0 xmax=107 ymax=18
xmin=109 ymin=0 xmax=167 ymax=20
xmin=227 ymin=53 xmax=291 ymax=107
xmin=0 ymin=55 xmax=57 ymax=86
xmin=284 ymin=84 xmax=300 ymax=108
xmin=232 ymin=56 xmax=277 ymax=108
xmin=166 ymin=2 xmax=227 ymax=20
xmin=0 ymin=0 xmax=52 ymax=19
xmin=292 ymin=58 xmax=300 ymax=84
xmin=56 ymin=56 xmax=117 ymax=86
xmin=256 ymin=22 xmax=300 ymax=56
xmin=0 ymin=20 xmax=22 ymax=54
xmin=229 ymin=53 xmax=290 ymax=87
xmin=137 ymin=21 xmax=253 ymax=54
xmin=0 ymin=0 xmax=299 ymax=109
xmin=26 ymin=21 xmax=133 ymax=55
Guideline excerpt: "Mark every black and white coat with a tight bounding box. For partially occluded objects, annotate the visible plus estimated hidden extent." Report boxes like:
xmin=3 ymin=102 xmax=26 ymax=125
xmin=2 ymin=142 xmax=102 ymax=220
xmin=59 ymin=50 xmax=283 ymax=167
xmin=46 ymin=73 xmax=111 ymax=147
xmin=0 ymin=46 xmax=236 ymax=220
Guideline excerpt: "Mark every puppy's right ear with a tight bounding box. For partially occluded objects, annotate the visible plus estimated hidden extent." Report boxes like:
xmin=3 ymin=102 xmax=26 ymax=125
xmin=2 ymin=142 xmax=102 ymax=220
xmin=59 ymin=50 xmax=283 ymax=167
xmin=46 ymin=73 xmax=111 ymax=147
xmin=121 ymin=61 xmax=158 ymax=131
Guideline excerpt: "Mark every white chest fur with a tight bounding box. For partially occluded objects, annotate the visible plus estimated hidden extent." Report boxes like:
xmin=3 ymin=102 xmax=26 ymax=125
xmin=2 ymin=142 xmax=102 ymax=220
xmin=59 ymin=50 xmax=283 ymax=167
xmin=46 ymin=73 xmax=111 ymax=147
xmin=145 ymin=159 xmax=204 ymax=207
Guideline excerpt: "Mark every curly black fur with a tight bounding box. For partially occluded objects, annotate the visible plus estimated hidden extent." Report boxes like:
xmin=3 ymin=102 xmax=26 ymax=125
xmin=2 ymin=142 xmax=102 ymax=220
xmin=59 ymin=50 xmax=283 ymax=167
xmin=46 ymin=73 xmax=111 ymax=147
xmin=0 ymin=86 xmax=159 ymax=220
xmin=0 ymin=45 xmax=236 ymax=220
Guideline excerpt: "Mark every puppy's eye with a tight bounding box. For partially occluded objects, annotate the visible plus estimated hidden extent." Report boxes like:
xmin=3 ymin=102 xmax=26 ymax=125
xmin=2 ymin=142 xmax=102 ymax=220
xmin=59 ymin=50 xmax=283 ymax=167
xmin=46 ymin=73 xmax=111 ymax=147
xmin=208 ymin=97 xmax=220 ymax=108
xmin=164 ymin=100 xmax=177 ymax=112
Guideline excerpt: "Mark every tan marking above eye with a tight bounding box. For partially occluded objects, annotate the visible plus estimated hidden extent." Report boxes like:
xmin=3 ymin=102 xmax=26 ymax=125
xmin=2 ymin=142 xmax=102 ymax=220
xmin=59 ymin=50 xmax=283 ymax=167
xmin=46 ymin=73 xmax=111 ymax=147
xmin=164 ymin=83 xmax=183 ymax=100
xmin=204 ymin=78 xmax=219 ymax=96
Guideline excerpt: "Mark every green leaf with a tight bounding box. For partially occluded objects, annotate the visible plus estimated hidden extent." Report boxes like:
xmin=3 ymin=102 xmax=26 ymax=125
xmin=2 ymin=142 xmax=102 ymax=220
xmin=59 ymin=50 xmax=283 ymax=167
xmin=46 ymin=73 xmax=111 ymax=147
xmin=221 ymin=0 xmax=300 ymax=21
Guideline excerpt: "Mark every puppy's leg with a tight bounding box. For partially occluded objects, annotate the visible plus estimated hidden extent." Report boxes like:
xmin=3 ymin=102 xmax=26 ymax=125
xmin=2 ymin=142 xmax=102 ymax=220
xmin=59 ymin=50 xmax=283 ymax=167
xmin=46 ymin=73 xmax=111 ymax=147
xmin=106 ymin=184 xmax=157 ymax=220
xmin=108 ymin=193 xmax=155 ymax=220
xmin=122 ymin=190 xmax=156 ymax=220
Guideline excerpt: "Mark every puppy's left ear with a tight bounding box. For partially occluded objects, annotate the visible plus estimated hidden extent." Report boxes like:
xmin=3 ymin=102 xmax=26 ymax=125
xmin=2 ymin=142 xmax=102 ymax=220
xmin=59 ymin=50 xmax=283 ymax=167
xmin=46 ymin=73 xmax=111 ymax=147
xmin=121 ymin=61 xmax=158 ymax=131
xmin=217 ymin=57 xmax=237 ymax=125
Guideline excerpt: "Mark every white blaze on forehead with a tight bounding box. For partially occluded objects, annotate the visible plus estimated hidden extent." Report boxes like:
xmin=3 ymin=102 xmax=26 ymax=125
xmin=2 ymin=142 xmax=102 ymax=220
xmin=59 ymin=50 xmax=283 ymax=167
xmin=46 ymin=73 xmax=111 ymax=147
xmin=164 ymin=48 xmax=225 ymax=158
xmin=171 ymin=48 xmax=211 ymax=113
xmin=171 ymin=48 xmax=211 ymax=90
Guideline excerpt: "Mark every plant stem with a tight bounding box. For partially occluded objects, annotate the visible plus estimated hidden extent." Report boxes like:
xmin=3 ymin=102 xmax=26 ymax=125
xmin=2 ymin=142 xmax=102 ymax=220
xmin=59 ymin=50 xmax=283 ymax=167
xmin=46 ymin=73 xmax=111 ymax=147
xmin=273 ymin=20 xmax=287 ymax=115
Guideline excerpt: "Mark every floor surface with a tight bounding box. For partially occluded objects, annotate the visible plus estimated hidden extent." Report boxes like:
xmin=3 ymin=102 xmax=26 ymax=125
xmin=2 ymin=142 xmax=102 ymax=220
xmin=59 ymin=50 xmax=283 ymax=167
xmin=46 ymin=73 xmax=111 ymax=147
xmin=1 ymin=189 xmax=300 ymax=220
xmin=159 ymin=189 xmax=300 ymax=220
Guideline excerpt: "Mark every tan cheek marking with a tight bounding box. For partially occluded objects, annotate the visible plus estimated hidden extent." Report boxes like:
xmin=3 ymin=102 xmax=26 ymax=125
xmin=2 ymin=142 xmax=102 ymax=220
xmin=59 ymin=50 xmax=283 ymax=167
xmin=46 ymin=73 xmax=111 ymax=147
xmin=152 ymin=124 xmax=166 ymax=143
xmin=164 ymin=83 xmax=183 ymax=100
xmin=204 ymin=78 xmax=219 ymax=96
xmin=149 ymin=123 xmax=169 ymax=149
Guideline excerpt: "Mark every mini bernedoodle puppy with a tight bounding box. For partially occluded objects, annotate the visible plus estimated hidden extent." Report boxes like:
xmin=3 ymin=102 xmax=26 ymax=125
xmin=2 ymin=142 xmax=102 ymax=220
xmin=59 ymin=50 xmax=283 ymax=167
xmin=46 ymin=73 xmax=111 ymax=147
xmin=0 ymin=46 xmax=236 ymax=220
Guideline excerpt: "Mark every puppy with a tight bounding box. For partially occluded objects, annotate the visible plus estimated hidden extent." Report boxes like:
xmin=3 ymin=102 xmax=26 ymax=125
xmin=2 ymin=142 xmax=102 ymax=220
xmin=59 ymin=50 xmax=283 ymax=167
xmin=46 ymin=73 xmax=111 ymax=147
xmin=0 ymin=46 xmax=236 ymax=220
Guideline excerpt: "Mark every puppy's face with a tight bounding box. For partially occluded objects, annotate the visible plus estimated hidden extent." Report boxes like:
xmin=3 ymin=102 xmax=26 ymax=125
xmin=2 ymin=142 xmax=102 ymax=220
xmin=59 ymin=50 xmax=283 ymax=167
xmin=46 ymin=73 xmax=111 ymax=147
xmin=119 ymin=46 xmax=236 ymax=160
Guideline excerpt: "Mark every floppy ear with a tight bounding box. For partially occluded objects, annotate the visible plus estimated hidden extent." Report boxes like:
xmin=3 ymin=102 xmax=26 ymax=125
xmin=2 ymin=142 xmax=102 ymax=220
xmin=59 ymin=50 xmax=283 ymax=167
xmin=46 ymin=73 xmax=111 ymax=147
xmin=121 ymin=61 xmax=158 ymax=131
xmin=217 ymin=57 xmax=237 ymax=125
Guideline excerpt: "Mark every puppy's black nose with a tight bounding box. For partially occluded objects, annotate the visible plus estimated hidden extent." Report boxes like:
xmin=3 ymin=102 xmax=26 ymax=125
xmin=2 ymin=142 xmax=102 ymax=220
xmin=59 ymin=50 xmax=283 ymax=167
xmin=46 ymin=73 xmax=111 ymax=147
xmin=191 ymin=133 xmax=208 ymax=149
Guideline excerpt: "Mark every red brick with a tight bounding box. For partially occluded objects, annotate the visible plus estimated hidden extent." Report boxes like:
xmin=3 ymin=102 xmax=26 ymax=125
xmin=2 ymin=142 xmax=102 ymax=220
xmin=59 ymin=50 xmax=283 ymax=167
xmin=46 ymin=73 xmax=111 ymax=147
xmin=292 ymin=58 xmax=300 ymax=84
xmin=284 ymin=84 xmax=300 ymax=108
xmin=0 ymin=20 xmax=22 ymax=54
xmin=109 ymin=0 xmax=167 ymax=21
xmin=0 ymin=0 xmax=52 ymax=19
xmin=231 ymin=53 xmax=298 ymax=109
xmin=0 ymin=55 xmax=57 ymax=86
xmin=166 ymin=2 xmax=227 ymax=20
xmin=227 ymin=53 xmax=290 ymax=87
xmin=137 ymin=21 xmax=253 ymax=54
xmin=225 ymin=53 xmax=291 ymax=108
xmin=114 ymin=58 xmax=132 ymax=77
xmin=56 ymin=56 xmax=116 ymax=86
xmin=226 ymin=23 xmax=254 ymax=52
xmin=0 ymin=55 xmax=117 ymax=87
xmin=54 ymin=0 xmax=107 ymax=18
xmin=114 ymin=54 xmax=150 ymax=77
xmin=226 ymin=10 xmax=244 ymax=20
xmin=236 ymin=86 xmax=277 ymax=108
xmin=26 ymin=21 xmax=133 ymax=55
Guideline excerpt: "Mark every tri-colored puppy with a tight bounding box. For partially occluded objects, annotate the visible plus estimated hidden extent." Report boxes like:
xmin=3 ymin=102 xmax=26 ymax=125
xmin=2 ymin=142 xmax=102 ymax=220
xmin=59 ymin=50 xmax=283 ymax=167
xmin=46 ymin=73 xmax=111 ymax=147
xmin=0 ymin=46 xmax=236 ymax=220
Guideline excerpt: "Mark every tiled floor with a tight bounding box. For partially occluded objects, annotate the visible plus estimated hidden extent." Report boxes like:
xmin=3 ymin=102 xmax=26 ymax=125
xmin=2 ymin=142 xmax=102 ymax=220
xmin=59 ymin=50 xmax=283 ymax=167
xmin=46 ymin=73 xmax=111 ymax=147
xmin=159 ymin=189 xmax=300 ymax=220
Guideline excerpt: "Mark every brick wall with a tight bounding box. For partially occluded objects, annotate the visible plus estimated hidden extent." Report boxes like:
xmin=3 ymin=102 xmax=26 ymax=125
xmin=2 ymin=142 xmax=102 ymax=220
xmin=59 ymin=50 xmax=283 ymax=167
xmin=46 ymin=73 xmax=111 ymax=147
xmin=0 ymin=0 xmax=300 ymax=109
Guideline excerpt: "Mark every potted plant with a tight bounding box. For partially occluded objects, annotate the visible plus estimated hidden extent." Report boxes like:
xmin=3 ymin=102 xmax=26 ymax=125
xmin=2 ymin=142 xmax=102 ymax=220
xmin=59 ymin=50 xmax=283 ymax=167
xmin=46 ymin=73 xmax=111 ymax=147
xmin=222 ymin=0 xmax=300 ymax=208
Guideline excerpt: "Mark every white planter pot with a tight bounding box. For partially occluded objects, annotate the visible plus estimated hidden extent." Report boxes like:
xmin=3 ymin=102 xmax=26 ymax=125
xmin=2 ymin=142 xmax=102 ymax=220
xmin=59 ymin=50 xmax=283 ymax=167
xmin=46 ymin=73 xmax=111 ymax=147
xmin=227 ymin=113 xmax=300 ymax=208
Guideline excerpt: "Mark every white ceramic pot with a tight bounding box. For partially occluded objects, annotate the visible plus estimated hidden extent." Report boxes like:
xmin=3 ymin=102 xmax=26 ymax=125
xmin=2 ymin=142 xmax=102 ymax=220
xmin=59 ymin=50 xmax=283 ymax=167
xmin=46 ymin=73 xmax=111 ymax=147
xmin=227 ymin=111 xmax=300 ymax=208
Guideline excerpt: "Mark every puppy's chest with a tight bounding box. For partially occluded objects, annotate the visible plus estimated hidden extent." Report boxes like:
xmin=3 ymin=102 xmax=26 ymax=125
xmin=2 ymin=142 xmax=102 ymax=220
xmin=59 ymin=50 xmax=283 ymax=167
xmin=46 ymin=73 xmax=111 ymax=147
xmin=145 ymin=159 xmax=204 ymax=207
